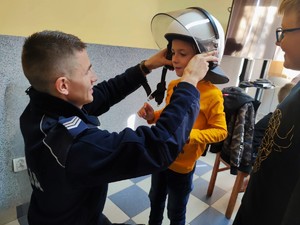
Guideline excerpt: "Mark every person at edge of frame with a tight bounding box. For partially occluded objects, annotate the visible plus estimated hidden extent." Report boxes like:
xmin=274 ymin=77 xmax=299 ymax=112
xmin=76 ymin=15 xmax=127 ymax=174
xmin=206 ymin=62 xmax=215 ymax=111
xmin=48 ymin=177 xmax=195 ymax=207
xmin=233 ymin=0 xmax=300 ymax=224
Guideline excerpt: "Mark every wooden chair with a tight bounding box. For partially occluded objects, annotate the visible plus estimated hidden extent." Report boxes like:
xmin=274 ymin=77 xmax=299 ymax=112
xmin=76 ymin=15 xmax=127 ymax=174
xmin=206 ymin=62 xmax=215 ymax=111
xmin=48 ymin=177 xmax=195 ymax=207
xmin=206 ymin=152 xmax=249 ymax=219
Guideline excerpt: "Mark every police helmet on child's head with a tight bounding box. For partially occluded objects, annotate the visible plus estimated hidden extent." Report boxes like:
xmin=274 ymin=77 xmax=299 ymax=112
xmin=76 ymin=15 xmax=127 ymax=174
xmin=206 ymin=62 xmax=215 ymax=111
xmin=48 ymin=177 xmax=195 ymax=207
xmin=151 ymin=7 xmax=229 ymax=84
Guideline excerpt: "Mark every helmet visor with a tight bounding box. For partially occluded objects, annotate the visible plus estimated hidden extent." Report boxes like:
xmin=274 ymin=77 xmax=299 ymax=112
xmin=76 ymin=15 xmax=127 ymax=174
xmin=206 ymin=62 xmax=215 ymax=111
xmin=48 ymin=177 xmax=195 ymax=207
xmin=151 ymin=8 xmax=218 ymax=54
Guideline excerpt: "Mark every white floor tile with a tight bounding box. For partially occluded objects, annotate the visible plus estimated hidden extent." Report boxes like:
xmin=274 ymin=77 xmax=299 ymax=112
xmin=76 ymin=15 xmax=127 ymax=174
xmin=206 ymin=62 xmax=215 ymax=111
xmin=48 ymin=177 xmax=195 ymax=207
xmin=211 ymin=191 xmax=242 ymax=220
xmin=131 ymin=207 xmax=150 ymax=224
xmin=107 ymin=179 xmax=134 ymax=196
xmin=103 ymin=198 xmax=130 ymax=223
xmin=136 ymin=176 xmax=151 ymax=193
xmin=186 ymin=194 xmax=209 ymax=223
xmin=201 ymin=168 xmax=236 ymax=192
xmin=131 ymin=205 xmax=170 ymax=225
xmin=3 ymin=221 xmax=20 ymax=225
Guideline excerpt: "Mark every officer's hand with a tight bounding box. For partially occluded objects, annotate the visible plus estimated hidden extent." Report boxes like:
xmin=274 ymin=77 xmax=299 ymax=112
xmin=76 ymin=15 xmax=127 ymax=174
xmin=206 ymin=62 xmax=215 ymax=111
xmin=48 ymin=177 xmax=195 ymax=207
xmin=180 ymin=52 xmax=218 ymax=87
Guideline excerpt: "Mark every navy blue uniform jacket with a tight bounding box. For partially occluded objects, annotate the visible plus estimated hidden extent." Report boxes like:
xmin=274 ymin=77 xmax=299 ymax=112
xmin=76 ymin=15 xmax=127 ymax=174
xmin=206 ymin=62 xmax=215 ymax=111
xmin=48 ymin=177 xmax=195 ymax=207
xmin=20 ymin=65 xmax=200 ymax=225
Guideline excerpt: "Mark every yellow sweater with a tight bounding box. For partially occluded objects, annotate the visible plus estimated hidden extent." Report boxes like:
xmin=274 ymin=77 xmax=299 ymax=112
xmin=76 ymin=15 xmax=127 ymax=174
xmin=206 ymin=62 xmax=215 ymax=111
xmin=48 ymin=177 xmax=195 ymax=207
xmin=149 ymin=79 xmax=227 ymax=174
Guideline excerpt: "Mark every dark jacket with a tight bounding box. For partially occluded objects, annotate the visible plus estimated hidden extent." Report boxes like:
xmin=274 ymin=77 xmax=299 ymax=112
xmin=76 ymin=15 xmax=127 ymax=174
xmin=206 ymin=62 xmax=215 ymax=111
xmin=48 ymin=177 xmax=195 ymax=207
xmin=210 ymin=86 xmax=255 ymax=174
xmin=20 ymin=65 xmax=200 ymax=225
xmin=233 ymin=82 xmax=300 ymax=225
xmin=251 ymin=112 xmax=273 ymax=162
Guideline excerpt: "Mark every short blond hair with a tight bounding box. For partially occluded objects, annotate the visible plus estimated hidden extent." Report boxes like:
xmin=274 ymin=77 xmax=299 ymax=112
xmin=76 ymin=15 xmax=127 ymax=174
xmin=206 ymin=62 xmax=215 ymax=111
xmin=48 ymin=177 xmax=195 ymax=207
xmin=279 ymin=0 xmax=300 ymax=21
xmin=278 ymin=82 xmax=295 ymax=103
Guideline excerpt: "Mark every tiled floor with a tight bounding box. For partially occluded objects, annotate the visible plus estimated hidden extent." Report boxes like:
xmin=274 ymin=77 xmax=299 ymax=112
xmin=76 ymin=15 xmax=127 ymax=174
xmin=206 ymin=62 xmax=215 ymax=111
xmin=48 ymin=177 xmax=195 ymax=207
xmin=6 ymin=151 xmax=244 ymax=225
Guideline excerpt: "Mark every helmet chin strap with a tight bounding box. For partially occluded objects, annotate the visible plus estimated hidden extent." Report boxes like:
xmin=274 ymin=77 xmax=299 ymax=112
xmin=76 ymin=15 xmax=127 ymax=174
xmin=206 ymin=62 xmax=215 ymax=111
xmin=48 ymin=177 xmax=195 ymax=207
xmin=142 ymin=43 xmax=172 ymax=106
xmin=147 ymin=67 xmax=167 ymax=105
xmin=141 ymin=65 xmax=168 ymax=106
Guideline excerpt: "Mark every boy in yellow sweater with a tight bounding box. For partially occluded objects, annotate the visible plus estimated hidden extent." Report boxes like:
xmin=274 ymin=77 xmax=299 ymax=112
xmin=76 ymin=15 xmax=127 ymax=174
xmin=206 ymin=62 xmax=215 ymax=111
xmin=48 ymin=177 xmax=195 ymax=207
xmin=138 ymin=8 xmax=228 ymax=225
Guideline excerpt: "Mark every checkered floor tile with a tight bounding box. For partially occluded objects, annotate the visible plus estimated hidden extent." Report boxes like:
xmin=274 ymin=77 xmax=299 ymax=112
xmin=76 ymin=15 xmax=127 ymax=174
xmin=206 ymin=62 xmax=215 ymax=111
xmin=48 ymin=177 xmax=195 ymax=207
xmin=7 ymin=152 xmax=244 ymax=225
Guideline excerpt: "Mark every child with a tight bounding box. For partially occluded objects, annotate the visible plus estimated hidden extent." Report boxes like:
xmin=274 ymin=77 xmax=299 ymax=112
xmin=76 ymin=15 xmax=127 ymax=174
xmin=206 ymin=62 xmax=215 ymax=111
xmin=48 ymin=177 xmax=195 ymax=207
xmin=138 ymin=8 xmax=228 ymax=225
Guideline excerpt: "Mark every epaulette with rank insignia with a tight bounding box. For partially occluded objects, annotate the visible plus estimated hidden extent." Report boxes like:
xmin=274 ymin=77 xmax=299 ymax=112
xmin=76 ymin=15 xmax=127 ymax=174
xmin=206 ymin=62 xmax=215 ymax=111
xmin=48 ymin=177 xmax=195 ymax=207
xmin=44 ymin=116 xmax=89 ymax=168
xmin=59 ymin=116 xmax=89 ymax=137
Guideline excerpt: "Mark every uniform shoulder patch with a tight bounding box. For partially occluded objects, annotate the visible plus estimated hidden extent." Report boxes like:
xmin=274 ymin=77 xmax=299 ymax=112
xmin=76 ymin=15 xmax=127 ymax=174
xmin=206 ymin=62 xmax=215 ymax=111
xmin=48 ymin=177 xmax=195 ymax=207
xmin=58 ymin=116 xmax=89 ymax=138
xmin=42 ymin=116 xmax=89 ymax=168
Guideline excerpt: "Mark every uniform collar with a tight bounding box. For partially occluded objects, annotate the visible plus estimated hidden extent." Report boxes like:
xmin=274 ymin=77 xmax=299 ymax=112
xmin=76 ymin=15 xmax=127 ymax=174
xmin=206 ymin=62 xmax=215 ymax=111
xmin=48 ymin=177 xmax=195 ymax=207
xmin=26 ymin=87 xmax=100 ymax=126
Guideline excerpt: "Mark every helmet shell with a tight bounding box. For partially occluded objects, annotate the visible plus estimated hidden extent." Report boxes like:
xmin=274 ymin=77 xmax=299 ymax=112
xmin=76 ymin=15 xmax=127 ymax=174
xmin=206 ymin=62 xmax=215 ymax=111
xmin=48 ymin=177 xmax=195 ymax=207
xmin=151 ymin=7 xmax=229 ymax=84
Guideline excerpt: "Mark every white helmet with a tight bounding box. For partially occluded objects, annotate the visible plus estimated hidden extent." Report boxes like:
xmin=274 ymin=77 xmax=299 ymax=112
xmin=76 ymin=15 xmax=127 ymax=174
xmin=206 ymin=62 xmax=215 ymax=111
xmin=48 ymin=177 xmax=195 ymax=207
xmin=151 ymin=7 xmax=229 ymax=84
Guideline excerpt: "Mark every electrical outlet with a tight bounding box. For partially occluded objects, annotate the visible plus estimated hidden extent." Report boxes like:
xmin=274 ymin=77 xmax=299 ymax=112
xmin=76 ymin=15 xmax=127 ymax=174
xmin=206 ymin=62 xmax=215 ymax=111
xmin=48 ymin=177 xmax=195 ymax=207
xmin=13 ymin=157 xmax=27 ymax=172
